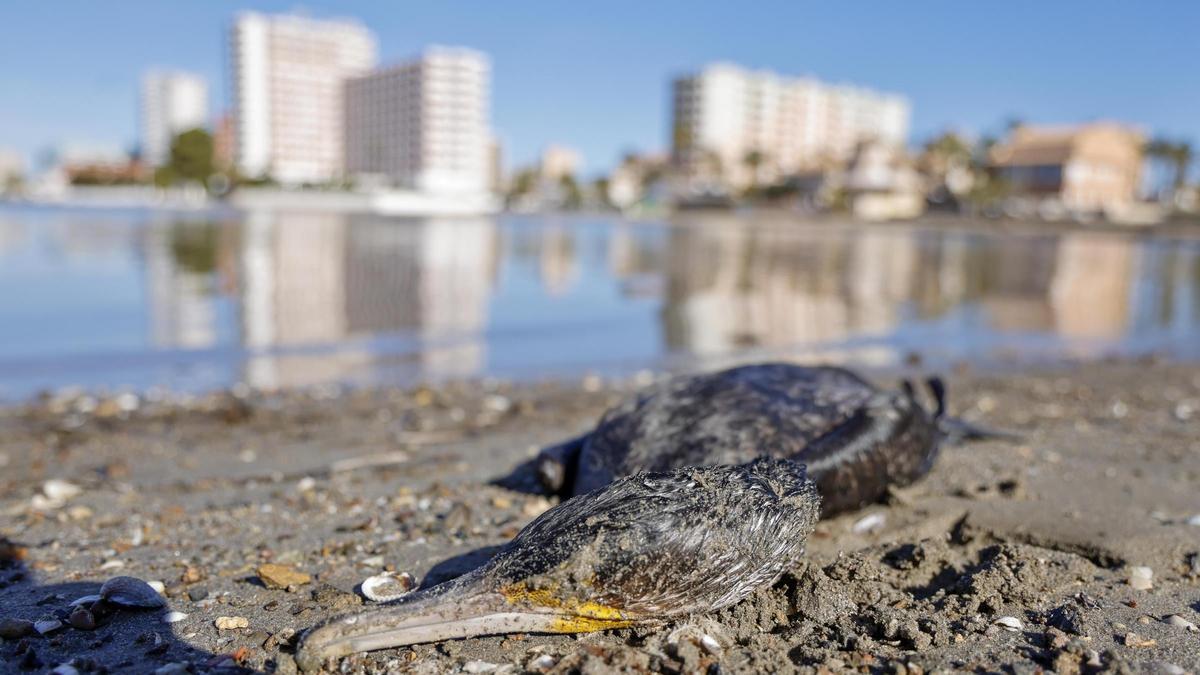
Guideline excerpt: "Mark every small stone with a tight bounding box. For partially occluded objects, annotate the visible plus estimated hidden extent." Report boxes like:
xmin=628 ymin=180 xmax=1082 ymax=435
xmin=257 ymin=563 xmax=311 ymax=590
xmin=34 ymin=619 xmax=64 ymax=635
xmin=993 ymin=616 xmax=1023 ymax=632
xmin=51 ymin=664 xmax=80 ymax=675
xmin=155 ymin=664 xmax=190 ymax=675
xmin=1187 ymin=514 xmax=1200 ymax=527
xmin=187 ymin=586 xmax=208 ymax=602
xmin=68 ymin=608 xmax=96 ymax=630
xmin=162 ymin=611 xmax=188 ymax=624
xmin=464 ymin=661 xmax=499 ymax=673
xmin=1165 ymin=614 xmax=1198 ymax=632
xmin=1122 ymin=631 xmax=1157 ymax=648
xmin=1128 ymin=566 xmax=1153 ymax=590
xmin=180 ymin=566 xmax=205 ymax=584
xmin=215 ymin=616 xmax=249 ymax=630
xmin=491 ymin=496 xmax=512 ymax=509
xmin=527 ymin=654 xmax=556 ymax=671
xmin=0 ymin=617 xmax=36 ymax=639
xmin=311 ymin=584 xmax=362 ymax=612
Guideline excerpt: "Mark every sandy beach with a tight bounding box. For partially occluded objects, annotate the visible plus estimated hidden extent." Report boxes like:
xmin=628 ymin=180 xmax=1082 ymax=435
xmin=2 ymin=360 xmax=1199 ymax=674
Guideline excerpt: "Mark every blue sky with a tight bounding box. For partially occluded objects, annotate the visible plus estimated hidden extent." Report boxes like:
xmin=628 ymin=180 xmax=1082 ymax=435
xmin=1 ymin=2 xmax=1197 ymax=176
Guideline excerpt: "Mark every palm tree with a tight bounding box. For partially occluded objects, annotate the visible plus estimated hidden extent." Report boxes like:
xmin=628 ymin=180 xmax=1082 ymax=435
xmin=1145 ymin=138 xmax=1194 ymax=199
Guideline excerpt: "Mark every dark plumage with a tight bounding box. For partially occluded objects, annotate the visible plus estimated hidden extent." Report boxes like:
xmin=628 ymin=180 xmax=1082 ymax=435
xmin=297 ymin=458 xmax=820 ymax=671
xmin=538 ymin=363 xmax=995 ymax=516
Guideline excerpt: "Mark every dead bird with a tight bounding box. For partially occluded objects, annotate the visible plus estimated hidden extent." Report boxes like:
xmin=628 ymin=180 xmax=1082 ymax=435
xmin=537 ymin=363 xmax=1013 ymax=516
xmin=296 ymin=457 xmax=820 ymax=671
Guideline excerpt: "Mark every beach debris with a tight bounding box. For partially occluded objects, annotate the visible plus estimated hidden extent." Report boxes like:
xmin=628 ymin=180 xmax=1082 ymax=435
xmin=1165 ymin=614 xmax=1198 ymax=632
xmin=527 ymin=654 xmax=557 ymax=672
xmin=257 ymin=563 xmax=311 ymax=590
xmin=162 ymin=611 xmax=188 ymax=624
xmin=852 ymin=512 xmax=887 ymax=534
xmin=1122 ymin=631 xmax=1157 ymax=648
xmin=0 ymin=617 xmax=36 ymax=639
xmin=100 ymin=576 xmax=167 ymax=608
xmin=215 ymin=616 xmax=249 ymax=630
xmin=67 ymin=607 xmax=96 ymax=630
xmin=34 ymin=618 xmax=64 ymax=635
xmin=463 ymin=661 xmax=501 ymax=673
xmin=330 ymin=451 xmax=410 ymax=474
xmin=360 ymin=571 xmax=416 ymax=602
xmin=1128 ymin=566 xmax=1154 ymax=591
xmin=993 ymin=616 xmax=1023 ymax=632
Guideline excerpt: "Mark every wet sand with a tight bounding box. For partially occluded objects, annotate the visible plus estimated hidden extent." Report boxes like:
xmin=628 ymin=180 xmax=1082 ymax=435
xmin=1 ymin=361 xmax=1199 ymax=674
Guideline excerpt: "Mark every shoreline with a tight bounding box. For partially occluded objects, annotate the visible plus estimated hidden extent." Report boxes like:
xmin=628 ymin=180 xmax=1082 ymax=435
xmin=2 ymin=359 xmax=1199 ymax=673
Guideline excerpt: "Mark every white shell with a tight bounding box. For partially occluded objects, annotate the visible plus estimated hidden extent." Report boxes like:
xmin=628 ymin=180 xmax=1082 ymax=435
xmin=35 ymin=619 xmax=64 ymax=635
xmin=1166 ymin=615 xmax=1198 ymax=632
xmin=851 ymin=512 xmax=887 ymax=534
xmin=162 ymin=611 xmax=189 ymax=624
xmin=100 ymin=576 xmax=167 ymax=608
xmin=43 ymin=479 xmax=82 ymax=501
xmin=993 ymin=616 xmax=1023 ymax=632
xmin=360 ymin=571 xmax=416 ymax=602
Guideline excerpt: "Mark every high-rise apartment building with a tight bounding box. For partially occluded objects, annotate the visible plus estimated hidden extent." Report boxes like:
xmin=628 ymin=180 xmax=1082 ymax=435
xmin=230 ymin=12 xmax=377 ymax=184
xmin=671 ymin=63 xmax=909 ymax=187
xmin=345 ymin=48 xmax=491 ymax=194
xmin=140 ymin=71 xmax=208 ymax=167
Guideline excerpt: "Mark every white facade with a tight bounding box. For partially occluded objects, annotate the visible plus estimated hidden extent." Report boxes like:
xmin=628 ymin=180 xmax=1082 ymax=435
xmin=230 ymin=12 xmax=377 ymax=185
xmin=140 ymin=71 xmax=208 ymax=167
xmin=672 ymin=63 xmax=910 ymax=186
xmin=345 ymin=48 xmax=491 ymax=194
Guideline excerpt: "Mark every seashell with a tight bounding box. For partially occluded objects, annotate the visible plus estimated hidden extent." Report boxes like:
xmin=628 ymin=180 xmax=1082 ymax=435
xmin=34 ymin=618 xmax=64 ymax=634
xmin=993 ymin=616 xmax=1023 ymax=632
xmin=70 ymin=594 xmax=102 ymax=607
xmin=1166 ymin=614 xmax=1198 ymax=632
xmin=851 ymin=512 xmax=886 ymax=534
xmin=43 ymin=479 xmax=82 ymax=501
xmin=51 ymin=665 xmax=81 ymax=675
xmin=99 ymin=576 xmax=167 ymax=608
xmin=360 ymin=571 xmax=416 ymax=602
xmin=162 ymin=611 xmax=188 ymax=624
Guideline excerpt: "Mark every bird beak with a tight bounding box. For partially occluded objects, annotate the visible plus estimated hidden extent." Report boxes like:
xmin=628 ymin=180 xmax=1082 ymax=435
xmin=296 ymin=569 xmax=630 ymax=672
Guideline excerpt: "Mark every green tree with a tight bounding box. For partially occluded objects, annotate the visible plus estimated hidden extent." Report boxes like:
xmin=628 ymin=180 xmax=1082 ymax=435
xmin=560 ymin=173 xmax=582 ymax=209
xmin=156 ymin=128 xmax=214 ymax=188
xmin=1146 ymin=138 xmax=1193 ymax=194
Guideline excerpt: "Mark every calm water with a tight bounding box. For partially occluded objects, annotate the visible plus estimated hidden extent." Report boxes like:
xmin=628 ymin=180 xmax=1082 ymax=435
xmin=1 ymin=205 xmax=1199 ymax=400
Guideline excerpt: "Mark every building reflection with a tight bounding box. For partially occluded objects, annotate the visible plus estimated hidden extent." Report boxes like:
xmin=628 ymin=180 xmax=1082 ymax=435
xmin=235 ymin=211 xmax=499 ymax=388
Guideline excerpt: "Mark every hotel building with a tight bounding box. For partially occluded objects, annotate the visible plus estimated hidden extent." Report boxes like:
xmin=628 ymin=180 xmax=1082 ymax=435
xmin=345 ymin=48 xmax=492 ymax=194
xmin=671 ymin=63 xmax=909 ymax=187
xmin=230 ymin=12 xmax=377 ymax=184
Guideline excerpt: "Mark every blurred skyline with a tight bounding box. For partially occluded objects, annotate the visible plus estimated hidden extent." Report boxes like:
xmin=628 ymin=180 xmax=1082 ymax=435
xmin=1 ymin=1 xmax=1198 ymax=176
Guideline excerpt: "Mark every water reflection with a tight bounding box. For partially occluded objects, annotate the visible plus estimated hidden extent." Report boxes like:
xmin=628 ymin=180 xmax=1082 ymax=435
xmin=0 ymin=205 xmax=1198 ymax=398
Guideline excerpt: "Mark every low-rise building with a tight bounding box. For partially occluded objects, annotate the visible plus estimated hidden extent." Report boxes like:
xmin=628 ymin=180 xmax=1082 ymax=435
xmin=989 ymin=122 xmax=1144 ymax=213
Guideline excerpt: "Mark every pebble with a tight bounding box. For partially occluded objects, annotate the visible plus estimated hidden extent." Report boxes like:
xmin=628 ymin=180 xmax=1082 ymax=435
xmin=155 ymin=665 xmax=190 ymax=675
xmin=1128 ymin=566 xmax=1154 ymax=590
xmin=0 ymin=617 xmax=36 ymax=639
xmin=50 ymin=665 xmax=80 ymax=675
xmin=1165 ymin=614 xmax=1198 ymax=632
xmin=1122 ymin=631 xmax=1157 ymax=648
xmin=993 ymin=616 xmax=1023 ymax=632
xmin=214 ymin=616 xmax=249 ymax=630
xmin=187 ymin=586 xmax=209 ymax=602
xmin=1186 ymin=514 xmax=1200 ymax=527
xmin=100 ymin=576 xmax=167 ymax=608
xmin=68 ymin=608 xmax=96 ymax=630
xmin=162 ymin=611 xmax=188 ymax=624
xmin=463 ymin=661 xmax=500 ymax=673
xmin=147 ymin=580 xmax=166 ymax=594
xmin=257 ymin=563 xmax=311 ymax=589
xmin=34 ymin=619 xmax=64 ymax=635
xmin=527 ymin=654 xmax=556 ymax=671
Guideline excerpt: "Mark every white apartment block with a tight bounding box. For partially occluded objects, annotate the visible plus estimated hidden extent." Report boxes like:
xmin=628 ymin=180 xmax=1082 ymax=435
xmin=230 ymin=12 xmax=377 ymax=185
xmin=345 ymin=48 xmax=491 ymax=194
xmin=672 ymin=63 xmax=909 ymax=186
xmin=140 ymin=71 xmax=208 ymax=167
